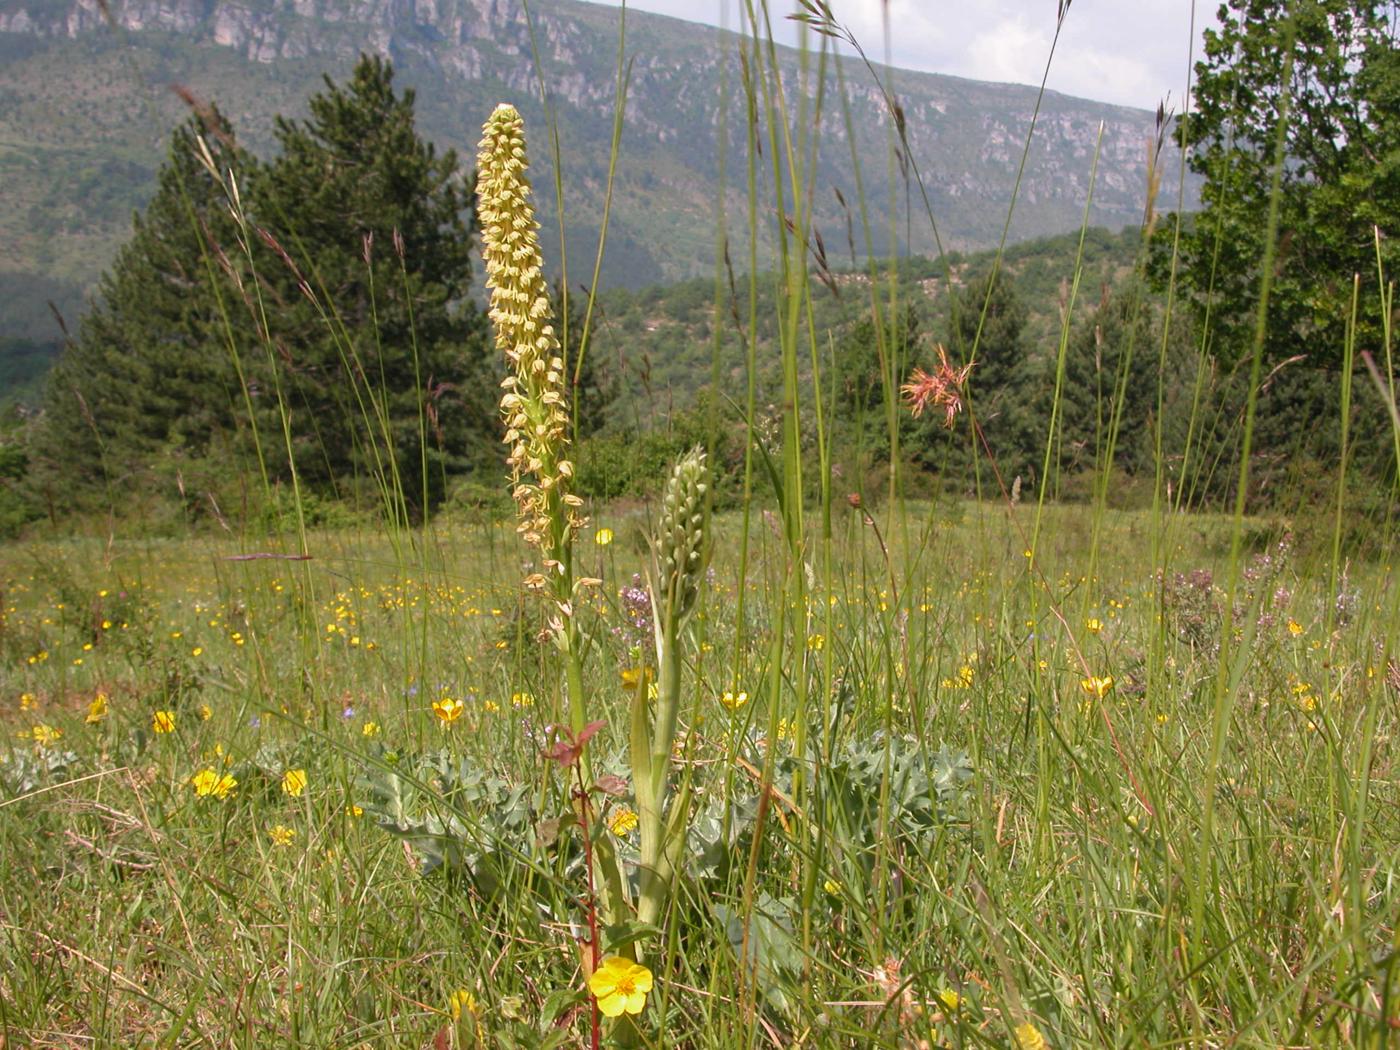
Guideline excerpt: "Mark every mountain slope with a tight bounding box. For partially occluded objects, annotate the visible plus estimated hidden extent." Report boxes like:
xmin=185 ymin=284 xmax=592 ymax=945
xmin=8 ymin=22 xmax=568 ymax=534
xmin=0 ymin=0 xmax=1195 ymax=328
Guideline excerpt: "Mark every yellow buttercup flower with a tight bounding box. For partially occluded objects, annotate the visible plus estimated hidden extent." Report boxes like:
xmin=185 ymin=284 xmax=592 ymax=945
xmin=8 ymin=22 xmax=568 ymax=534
xmin=1079 ymin=675 xmax=1114 ymax=700
xmin=720 ymin=689 xmax=749 ymax=711
xmin=152 ymin=710 xmax=176 ymax=734
xmin=361 ymin=721 xmax=380 ymax=737
xmin=432 ymin=697 xmax=465 ymax=725
xmin=595 ymin=527 xmax=614 ymax=547
xmin=1086 ymin=617 xmax=1103 ymax=635
xmin=30 ymin=723 xmax=62 ymax=748
xmin=1013 ymin=1021 xmax=1048 ymax=1050
xmin=191 ymin=768 xmax=237 ymax=799
xmin=588 ymin=956 xmax=653 ymax=1018
xmin=621 ymin=667 xmax=653 ymax=692
xmin=85 ymin=692 xmax=109 ymax=724
xmin=281 ymin=768 xmax=308 ymax=797
xmin=1287 ymin=619 xmax=1303 ymax=637
xmin=607 ymin=806 xmax=639 ymax=836
xmin=268 ymin=824 xmax=295 ymax=847
xmin=449 ymin=988 xmax=480 ymax=1022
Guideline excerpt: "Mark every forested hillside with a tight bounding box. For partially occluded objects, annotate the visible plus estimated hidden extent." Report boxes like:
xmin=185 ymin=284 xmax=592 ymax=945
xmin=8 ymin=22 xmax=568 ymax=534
xmin=0 ymin=0 xmax=1194 ymax=348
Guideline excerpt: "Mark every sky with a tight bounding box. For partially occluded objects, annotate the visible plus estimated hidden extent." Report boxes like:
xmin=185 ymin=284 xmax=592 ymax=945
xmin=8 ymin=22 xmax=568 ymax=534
xmin=584 ymin=0 xmax=1218 ymax=111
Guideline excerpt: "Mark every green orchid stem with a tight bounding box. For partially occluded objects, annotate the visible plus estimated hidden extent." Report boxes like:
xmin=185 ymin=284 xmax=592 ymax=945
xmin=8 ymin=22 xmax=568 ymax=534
xmin=636 ymin=615 xmax=684 ymax=930
xmin=634 ymin=448 xmax=708 ymax=947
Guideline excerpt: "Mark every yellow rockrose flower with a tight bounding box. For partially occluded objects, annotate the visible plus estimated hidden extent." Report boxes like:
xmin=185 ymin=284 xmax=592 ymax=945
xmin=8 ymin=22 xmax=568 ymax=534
xmin=587 ymin=956 xmax=653 ymax=1018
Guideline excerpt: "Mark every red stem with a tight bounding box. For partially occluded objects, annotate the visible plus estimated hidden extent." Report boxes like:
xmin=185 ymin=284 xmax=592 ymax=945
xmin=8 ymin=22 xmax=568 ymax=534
xmin=574 ymin=770 xmax=602 ymax=1050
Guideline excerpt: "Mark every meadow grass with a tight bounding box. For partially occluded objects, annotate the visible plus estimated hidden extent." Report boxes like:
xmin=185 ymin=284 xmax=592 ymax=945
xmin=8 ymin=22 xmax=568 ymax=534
xmin=1 ymin=500 xmax=1396 ymax=1047
xmin=4 ymin=1 xmax=1400 ymax=1046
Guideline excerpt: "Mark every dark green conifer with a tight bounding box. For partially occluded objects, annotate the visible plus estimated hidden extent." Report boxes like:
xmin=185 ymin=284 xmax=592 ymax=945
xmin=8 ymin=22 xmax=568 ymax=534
xmin=250 ymin=54 xmax=489 ymax=509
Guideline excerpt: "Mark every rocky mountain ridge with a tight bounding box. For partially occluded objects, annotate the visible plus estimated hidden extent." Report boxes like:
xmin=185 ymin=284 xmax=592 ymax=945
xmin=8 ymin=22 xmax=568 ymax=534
xmin=0 ymin=0 xmax=1195 ymax=316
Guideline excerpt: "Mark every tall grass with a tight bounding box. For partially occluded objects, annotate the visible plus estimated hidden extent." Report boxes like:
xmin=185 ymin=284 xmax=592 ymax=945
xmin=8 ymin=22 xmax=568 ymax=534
xmin=2 ymin=1 xmax=1399 ymax=1047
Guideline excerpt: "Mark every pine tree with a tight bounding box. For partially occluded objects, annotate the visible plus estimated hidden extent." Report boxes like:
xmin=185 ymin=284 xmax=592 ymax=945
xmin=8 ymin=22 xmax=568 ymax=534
xmin=952 ymin=270 xmax=1042 ymax=483
xmin=35 ymin=57 xmax=494 ymax=519
xmin=1057 ymin=282 xmax=1158 ymax=480
xmin=250 ymin=54 xmax=489 ymax=509
xmin=832 ymin=305 xmax=921 ymax=452
xmin=34 ymin=108 xmax=249 ymax=509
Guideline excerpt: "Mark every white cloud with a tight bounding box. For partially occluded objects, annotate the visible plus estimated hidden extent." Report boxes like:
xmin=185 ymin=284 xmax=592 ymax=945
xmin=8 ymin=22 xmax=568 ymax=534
xmin=581 ymin=0 xmax=1215 ymax=110
xmin=966 ymin=14 xmax=1051 ymax=86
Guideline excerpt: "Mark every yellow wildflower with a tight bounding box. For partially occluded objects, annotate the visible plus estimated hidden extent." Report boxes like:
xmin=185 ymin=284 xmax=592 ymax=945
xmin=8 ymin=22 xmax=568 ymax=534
xmin=281 ymin=768 xmax=308 ymax=797
xmin=595 ymin=527 xmax=614 ymax=546
xmin=1287 ymin=619 xmax=1303 ymax=637
xmin=588 ymin=956 xmax=653 ymax=1018
xmin=191 ymin=768 xmax=237 ymax=799
xmin=1079 ymin=675 xmax=1114 ymax=700
xmin=85 ymin=692 xmax=109 ymax=724
xmin=31 ymin=723 xmax=62 ymax=748
xmin=361 ymin=721 xmax=380 ymax=737
xmin=449 ymin=988 xmax=480 ymax=1022
xmin=268 ymin=824 xmax=295 ymax=847
xmin=608 ymin=807 xmax=639 ymax=836
xmin=720 ymin=689 xmax=749 ymax=711
xmin=432 ymin=697 xmax=465 ymax=725
xmin=1086 ymin=617 xmax=1103 ymax=635
xmin=937 ymin=988 xmax=962 ymax=1011
xmin=620 ymin=667 xmax=653 ymax=692
xmin=152 ymin=710 xmax=176 ymax=734
xmin=1013 ymin=1021 xmax=1048 ymax=1050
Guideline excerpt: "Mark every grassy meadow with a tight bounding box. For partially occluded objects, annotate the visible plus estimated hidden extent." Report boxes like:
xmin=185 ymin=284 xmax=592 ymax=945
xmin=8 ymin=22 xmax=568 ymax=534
xmin=1 ymin=499 xmax=1397 ymax=1047
xmin=3 ymin=1 xmax=1399 ymax=1046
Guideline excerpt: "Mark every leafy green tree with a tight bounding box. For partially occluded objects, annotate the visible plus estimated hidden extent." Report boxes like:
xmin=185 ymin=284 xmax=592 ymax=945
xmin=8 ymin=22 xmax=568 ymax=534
xmin=250 ymin=54 xmax=489 ymax=508
xmin=1149 ymin=0 xmax=1399 ymax=502
xmin=1154 ymin=0 xmax=1398 ymax=365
